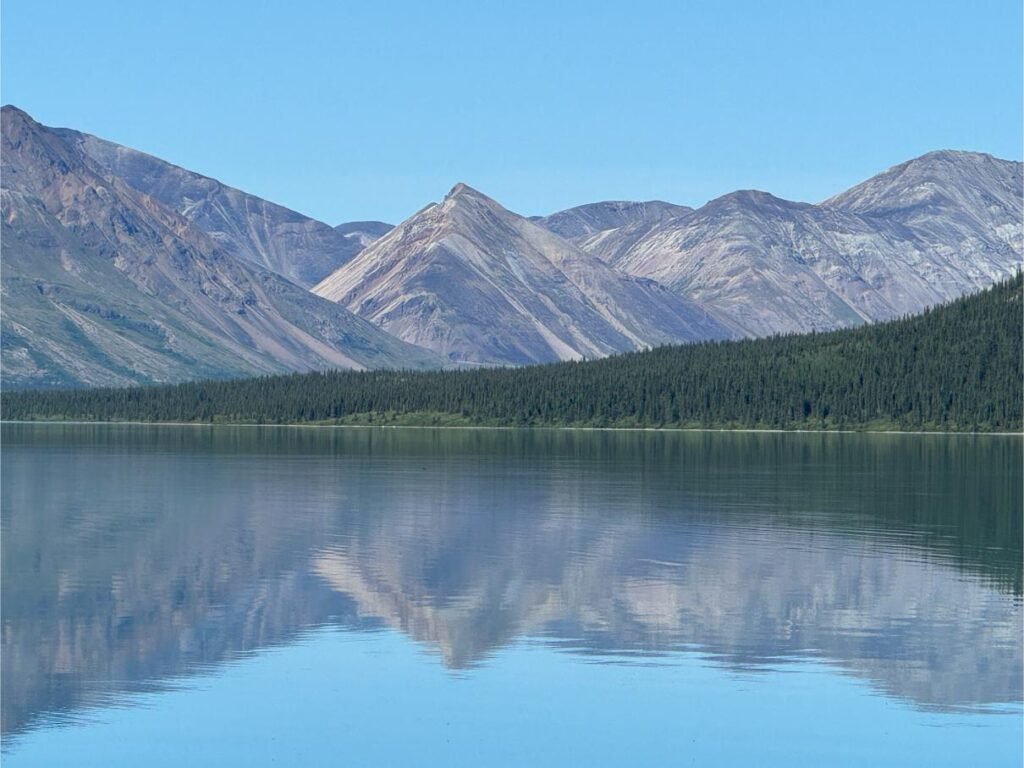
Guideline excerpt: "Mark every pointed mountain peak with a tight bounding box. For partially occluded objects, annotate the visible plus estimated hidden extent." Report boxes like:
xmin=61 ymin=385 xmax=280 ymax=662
xmin=436 ymin=183 xmax=512 ymax=221
xmin=444 ymin=182 xmax=493 ymax=203
xmin=335 ymin=184 xmax=514 ymax=264
xmin=446 ymin=182 xmax=472 ymax=198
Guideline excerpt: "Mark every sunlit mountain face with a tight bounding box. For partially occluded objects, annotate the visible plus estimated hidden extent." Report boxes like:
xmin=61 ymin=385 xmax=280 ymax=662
xmin=3 ymin=424 xmax=1019 ymax=748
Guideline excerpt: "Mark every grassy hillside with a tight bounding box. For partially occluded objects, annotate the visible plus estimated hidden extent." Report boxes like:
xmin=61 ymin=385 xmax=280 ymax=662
xmin=3 ymin=275 xmax=1021 ymax=432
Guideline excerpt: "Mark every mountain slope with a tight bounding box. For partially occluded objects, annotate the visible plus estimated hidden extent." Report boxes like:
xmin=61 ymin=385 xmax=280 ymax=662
xmin=607 ymin=190 xmax=920 ymax=334
xmin=9 ymin=275 xmax=1020 ymax=431
xmin=313 ymin=184 xmax=731 ymax=365
xmin=823 ymin=150 xmax=1023 ymax=284
xmin=1 ymin=106 xmax=440 ymax=389
xmin=553 ymin=152 xmax=1022 ymax=336
xmin=56 ymin=127 xmax=366 ymax=287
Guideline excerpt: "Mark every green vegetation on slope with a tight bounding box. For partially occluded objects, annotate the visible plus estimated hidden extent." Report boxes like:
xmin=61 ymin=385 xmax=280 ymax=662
xmin=3 ymin=275 xmax=1021 ymax=431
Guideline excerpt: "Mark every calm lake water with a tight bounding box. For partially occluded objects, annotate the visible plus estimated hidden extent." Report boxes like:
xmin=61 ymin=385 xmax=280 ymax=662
xmin=1 ymin=423 xmax=1021 ymax=766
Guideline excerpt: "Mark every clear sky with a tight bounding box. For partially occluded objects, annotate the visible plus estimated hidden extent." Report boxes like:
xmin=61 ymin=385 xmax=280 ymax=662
xmin=2 ymin=0 xmax=1021 ymax=224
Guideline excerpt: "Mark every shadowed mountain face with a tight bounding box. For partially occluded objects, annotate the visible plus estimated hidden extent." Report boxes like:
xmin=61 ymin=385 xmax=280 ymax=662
xmin=313 ymin=184 xmax=732 ymax=364
xmin=56 ymin=130 xmax=368 ymax=289
xmin=538 ymin=152 xmax=1023 ymax=336
xmin=3 ymin=425 xmax=1019 ymax=741
xmin=1 ymin=107 xmax=440 ymax=388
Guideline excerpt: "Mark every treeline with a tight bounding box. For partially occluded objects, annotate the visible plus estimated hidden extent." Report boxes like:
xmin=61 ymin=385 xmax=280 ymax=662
xmin=4 ymin=275 xmax=1022 ymax=431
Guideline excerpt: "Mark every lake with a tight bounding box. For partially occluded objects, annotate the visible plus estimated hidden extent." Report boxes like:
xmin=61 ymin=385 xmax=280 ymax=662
xmin=1 ymin=423 xmax=1021 ymax=766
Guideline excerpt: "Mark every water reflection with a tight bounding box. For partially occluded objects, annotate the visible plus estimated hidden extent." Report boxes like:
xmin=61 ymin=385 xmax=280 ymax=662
xmin=2 ymin=424 xmax=1020 ymax=742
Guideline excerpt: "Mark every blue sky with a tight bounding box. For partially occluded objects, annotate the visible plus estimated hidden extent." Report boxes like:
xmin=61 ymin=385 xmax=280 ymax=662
xmin=2 ymin=0 xmax=1021 ymax=224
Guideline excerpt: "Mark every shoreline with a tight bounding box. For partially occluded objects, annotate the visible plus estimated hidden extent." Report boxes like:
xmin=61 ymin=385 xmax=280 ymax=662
xmin=2 ymin=419 xmax=1020 ymax=437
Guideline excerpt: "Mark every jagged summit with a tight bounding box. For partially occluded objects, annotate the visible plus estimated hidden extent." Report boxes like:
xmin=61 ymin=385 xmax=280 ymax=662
xmin=441 ymin=182 xmax=505 ymax=213
xmin=445 ymin=181 xmax=478 ymax=199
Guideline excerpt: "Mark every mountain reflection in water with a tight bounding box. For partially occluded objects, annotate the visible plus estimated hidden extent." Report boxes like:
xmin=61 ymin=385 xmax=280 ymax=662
xmin=2 ymin=424 xmax=1020 ymax=741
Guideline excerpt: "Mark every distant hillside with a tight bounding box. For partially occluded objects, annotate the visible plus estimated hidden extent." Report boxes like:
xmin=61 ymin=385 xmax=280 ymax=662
xmin=530 ymin=199 xmax=692 ymax=241
xmin=5 ymin=275 xmax=1020 ymax=432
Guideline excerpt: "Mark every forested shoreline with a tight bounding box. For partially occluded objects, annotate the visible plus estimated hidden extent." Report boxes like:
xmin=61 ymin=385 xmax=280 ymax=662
xmin=3 ymin=275 xmax=1021 ymax=432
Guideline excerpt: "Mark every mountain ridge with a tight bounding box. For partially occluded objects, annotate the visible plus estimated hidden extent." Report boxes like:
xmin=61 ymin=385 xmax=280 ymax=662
xmin=543 ymin=149 xmax=1022 ymax=336
xmin=51 ymin=122 xmax=368 ymax=288
xmin=1 ymin=106 xmax=441 ymax=389
xmin=313 ymin=182 xmax=732 ymax=365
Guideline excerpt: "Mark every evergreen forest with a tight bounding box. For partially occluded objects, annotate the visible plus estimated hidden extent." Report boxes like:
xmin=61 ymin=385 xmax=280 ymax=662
xmin=4 ymin=275 xmax=1021 ymax=432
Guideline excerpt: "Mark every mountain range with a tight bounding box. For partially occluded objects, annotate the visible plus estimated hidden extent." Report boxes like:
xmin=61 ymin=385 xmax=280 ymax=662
xmin=563 ymin=153 xmax=1021 ymax=336
xmin=312 ymin=183 xmax=730 ymax=364
xmin=2 ymin=105 xmax=1020 ymax=388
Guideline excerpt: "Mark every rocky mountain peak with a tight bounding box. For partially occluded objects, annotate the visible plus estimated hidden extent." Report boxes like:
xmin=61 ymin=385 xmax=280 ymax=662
xmin=431 ymin=182 xmax=513 ymax=228
xmin=441 ymin=182 xmax=502 ymax=212
xmin=444 ymin=182 xmax=495 ymax=203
